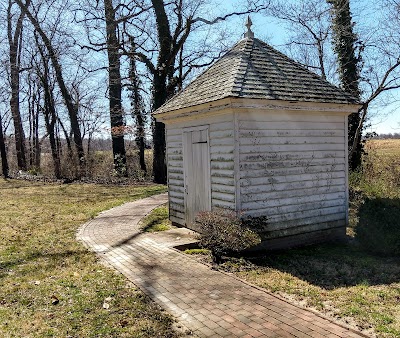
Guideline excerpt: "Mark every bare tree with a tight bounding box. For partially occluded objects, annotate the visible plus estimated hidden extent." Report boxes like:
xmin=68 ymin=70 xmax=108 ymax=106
xmin=71 ymin=78 xmax=107 ymax=158
xmin=348 ymin=0 xmax=400 ymax=161
xmin=33 ymin=35 xmax=63 ymax=178
xmin=78 ymin=0 xmax=269 ymax=183
xmin=269 ymin=0 xmax=332 ymax=79
xmin=78 ymin=1 xmax=153 ymax=176
xmin=7 ymin=0 xmax=30 ymax=171
xmin=0 ymin=60 xmax=11 ymax=177
xmin=14 ymin=0 xmax=86 ymax=176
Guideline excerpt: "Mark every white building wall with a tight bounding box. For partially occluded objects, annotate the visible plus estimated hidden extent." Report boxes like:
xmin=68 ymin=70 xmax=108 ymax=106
xmin=238 ymin=111 xmax=348 ymax=238
xmin=165 ymin=128 xmax=185 ymax=225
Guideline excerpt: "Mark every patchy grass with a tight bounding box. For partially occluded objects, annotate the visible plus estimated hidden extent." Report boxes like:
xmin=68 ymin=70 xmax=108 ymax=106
xmin=0 ymin=179 xmax=180 ymax=338
xmin=234 ymin=244 xmax=400 ymax=337
xmin=183 ymin=249 xmax=210 ymax=255
xmin=140 ymin=204 xmax=171 ymax=232
xmin=359 ymin=139 xmax=400 ymax=196
xmin=348 ymin=139 xmax=400 ymax=255
xmin=141 ymin=208 xmax=209 ymax=257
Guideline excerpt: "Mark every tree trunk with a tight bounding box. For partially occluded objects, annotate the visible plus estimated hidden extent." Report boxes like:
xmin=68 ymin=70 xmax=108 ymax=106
xmin=151 ymin=0 xmax=174 ymax=184
xmin=10 ymin=62 xmax=27 ymax=171
xmin=152 ymin=73 xmax=167 ymax=184
xmin=36 ymin=37 xmax=61 ymax=178
xmin=42 ymin=78 xmax=61 ymax=179
xmin=44 ymin=112 xmax=61 ymax=179
xmin=8 ymin=0 xmax=29 ymax=171
xmin=137 ymin=116 xmax=147 ymax=174
xmin=33 ymin=97 xmax=40 ymax=168
xmin=87 ymin=131 xmax=92 ymax=156
xmin=27 ymin=83 xmax=33 ymax=167
xmin=58 ymin=118 xmax=73 ymax=159
xmin=0 ymin=114 xmax=9 ymax=178
xmin=27 ymin=79 xmax=40 ymax=170
xmin=104 ymin=0 xmax=127 ymax=176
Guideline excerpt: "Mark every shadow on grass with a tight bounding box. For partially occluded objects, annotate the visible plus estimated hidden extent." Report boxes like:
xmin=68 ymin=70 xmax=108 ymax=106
xmin=0 ymin=249 xmax=90 ymax=278
xmin=238 ymin=197 xmax=400 ymax=290
xmin=246 ymin=240 xmax=400 ymax=290
xmin=355 ymin=197 xmax=400 ymax=256
xmin=108 ymin=219 xmax=163 ymax=249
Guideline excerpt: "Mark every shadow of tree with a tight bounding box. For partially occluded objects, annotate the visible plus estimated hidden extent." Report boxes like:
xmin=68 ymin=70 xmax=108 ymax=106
xmin=246 ymin=241 xmax=400 ymax=289
xmin=355 ymin=197 xmax=400 ymax=256
xmin=0 ymin=249 xmax=90 ymax=278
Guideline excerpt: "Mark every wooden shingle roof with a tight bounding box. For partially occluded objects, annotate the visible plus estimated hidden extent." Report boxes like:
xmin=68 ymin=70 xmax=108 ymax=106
xmin=154 ymin=37 xmax=357 ymax=115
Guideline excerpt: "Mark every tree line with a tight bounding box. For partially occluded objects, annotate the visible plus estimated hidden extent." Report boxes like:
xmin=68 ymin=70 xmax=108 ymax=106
xmin=0 ymin=0 xmax=399 ymax=182
xmin=375 ymin=133 xmax=400 ymax=139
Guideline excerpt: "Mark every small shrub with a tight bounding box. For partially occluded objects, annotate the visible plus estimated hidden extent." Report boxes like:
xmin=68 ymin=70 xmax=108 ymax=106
xmin=112 ymin=154 xmax=127 ymax=177
xmin=27 ymin=167 xmax=41 ymax=176
xmin=195 ymin=210 xmax=261 ymax=264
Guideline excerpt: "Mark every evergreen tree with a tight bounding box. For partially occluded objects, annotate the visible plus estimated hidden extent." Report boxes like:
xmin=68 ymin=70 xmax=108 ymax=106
xmin=328 ymin=0 xmax=363 ymax=170
xmin=128 ymin=38 xmax=147 ymax=174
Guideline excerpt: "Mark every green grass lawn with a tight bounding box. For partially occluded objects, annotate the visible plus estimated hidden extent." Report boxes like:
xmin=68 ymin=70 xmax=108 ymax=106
xmin=140 ymin=203 xmax=171 ymax=232
xmin=0 ymin=179 xmax=180 ymax=338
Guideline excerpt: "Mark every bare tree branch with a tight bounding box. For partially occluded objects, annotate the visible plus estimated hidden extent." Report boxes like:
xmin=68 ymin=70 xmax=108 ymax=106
xmin=191 ymin=4 xmax=269 ymax=25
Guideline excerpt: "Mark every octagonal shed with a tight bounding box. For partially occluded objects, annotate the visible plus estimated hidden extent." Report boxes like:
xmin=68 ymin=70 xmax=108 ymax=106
xmin=153 ymin=33 xmax=360 ymax=249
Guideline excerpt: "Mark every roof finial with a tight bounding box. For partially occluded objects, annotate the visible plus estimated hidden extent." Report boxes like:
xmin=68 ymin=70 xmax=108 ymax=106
xmin=244 ymin=15 xmax=254 ymax=39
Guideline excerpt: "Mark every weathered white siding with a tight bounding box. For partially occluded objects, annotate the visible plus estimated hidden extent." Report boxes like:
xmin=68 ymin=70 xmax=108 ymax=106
xmin=209 ymin=118 xmax=236 ymax=210
xmin=166 ymin=114 xmax=235 ymax=226
xmin=238 ymin=111 xmax=347 ymax=238
xmin=166 ymin=127 xmax=185 ymax=225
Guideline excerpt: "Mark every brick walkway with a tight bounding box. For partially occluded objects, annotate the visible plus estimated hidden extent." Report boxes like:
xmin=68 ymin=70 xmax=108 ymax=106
xmin=77 ymin=193 xmax=369 ymax=338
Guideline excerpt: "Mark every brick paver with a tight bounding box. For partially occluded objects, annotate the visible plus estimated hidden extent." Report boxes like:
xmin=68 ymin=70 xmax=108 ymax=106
xmin=77 ymin=193 xmax=369 ymax=338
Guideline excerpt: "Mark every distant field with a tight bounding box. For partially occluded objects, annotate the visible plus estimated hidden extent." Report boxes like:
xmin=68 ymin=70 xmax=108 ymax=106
xmin=361 ymin=139 xmax=400 ymax=196
xmin=366 ymin=139 xmax=400 ymax=157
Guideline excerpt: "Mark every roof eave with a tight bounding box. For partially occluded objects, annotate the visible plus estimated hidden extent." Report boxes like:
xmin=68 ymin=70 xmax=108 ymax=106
xmin=153 ymin=97 xmax=361 ymax=124
xmin=153 ymin=97 xmax=234 ymax=124
xmin=230 ymin=97 xmax=361 ymax=115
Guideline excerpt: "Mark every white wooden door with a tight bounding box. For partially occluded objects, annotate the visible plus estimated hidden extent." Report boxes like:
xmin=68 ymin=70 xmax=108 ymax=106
xmin=183 ymin=126 xmax=211 ymax=226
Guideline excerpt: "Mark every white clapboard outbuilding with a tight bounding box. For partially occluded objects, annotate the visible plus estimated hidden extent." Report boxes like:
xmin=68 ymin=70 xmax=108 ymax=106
xmin=153 ymin=21 xmax=360 ymax=249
